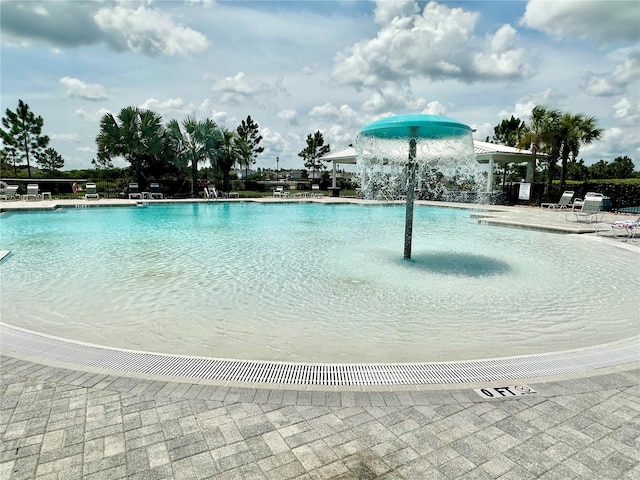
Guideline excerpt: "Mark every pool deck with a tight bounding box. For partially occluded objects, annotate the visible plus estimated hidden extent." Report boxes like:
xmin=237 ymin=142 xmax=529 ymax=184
xmin=1 ymin=198 xmax=639 ymax=479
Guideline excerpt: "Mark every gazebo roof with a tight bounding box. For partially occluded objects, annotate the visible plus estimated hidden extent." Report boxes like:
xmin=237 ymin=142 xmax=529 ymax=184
xmin=321 ymin=141 xmax=535 ymax=165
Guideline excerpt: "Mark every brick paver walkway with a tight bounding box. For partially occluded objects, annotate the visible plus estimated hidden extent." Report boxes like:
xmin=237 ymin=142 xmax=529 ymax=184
xmin=1 ymin=356 xmax=638 ymax=479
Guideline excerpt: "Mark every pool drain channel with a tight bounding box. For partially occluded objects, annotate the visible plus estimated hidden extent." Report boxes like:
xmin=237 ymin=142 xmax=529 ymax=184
xmin=1 ymin=322 xmax=637 ymax=386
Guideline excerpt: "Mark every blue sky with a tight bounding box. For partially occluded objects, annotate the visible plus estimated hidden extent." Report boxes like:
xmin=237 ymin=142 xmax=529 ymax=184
xmin=1 ymin=0 xmax=639 ymax=170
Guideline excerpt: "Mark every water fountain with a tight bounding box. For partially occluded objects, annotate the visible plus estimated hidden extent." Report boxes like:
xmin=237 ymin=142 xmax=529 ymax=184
xmin=357 ymin=114 xmax=482 ymax=259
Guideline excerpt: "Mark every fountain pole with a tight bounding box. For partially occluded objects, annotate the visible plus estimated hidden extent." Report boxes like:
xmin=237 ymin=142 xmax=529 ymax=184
xmin=403 ymin=129 xmax=418 ymax=259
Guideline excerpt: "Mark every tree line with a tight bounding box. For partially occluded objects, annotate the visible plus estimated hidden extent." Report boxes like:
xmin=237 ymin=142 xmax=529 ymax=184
xmin=0 ymin=99 xmax=333 ymax=196
xmin=491 ymin=106 xmax=637 ymax=191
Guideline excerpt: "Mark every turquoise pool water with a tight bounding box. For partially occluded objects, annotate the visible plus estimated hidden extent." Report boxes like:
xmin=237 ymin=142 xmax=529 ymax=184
xmin=1 ymin=203 xmax=638 ymax=362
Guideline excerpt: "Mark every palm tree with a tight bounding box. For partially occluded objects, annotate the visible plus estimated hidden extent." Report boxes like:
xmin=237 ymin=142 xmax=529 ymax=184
xmin=214 ymin=128 xmax=242 ymax=192
xmin=558 ymin=114 xmax=602 ymax=190
xmin=517 ymin=105 xmax=560 ymax=194
xmin=166 ymin=116 xmax=220 ymax=197
xmin=96 ymin=106 xmax=165 ymax=186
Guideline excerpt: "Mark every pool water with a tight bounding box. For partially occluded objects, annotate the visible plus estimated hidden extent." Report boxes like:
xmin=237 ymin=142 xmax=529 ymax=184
xmin=1 ymin=203 xmax=638 ymax=362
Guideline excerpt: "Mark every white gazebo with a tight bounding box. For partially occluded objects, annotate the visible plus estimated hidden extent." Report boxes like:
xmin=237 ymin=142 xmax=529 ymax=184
xmin=473 ymin=140 xmax=537 ymax=191
xmin=322 ymin=141 xmax=537 ymax=192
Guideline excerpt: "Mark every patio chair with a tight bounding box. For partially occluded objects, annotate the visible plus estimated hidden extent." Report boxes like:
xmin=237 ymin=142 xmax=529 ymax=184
xmin=149 ymin=182 xmax=163 ymax=199
xmin=23 ymin=184 xmax=40 ymax=201
xmin=128 ymin=183 xmax=142 ymax=199
xmin=85 ymin=183 xmax=99 ymax=200
xmin=311 ymin=184 xmax=324 ymax=197
xmin=566 ymin=196 xmax=603 ymax=223
xmin=609 ymin=216 xmax=639 ymax=241
xmin=572 ymin=192 xmax=603 ymax=211
xmin=0 ymin=185 xmax=20 ymax=201
xmin=204 ymin=187 xmax=218 ymax=200
xmin=541 ymin=191 xmax=574 ymax=209
xmin=273 ymin=185 xmax=288 ymax=197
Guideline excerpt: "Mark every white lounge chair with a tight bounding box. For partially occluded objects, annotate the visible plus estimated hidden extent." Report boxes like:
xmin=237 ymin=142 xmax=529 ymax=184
xmin=567 ymin=197 xmax=603 ymax=223
xmin=85 ymin=183 xmax=99 ymax=200
xmin=311 ymin=184 xmax=323 ymax=197
xmin=128 ymin=183 xmax=142 ymax=199
xmin=23 ymin=184 xmax=40 ymax=201
xmin=609 ymin=216 xmax=639 ymax=240
xmin=542 ymin=191 xmax=574 ymax=209
xmin=572 ymin=192 xmax=603 ymax=211
xmin=149 ymin=183 xmax=163 ymax=199
xmin=204 ymin=187 xmax=218 ymax=200
xmin=0 ymin=185 xmax=20 ymax=200
xmin=273 ymin=186 xmax=288 ymax=197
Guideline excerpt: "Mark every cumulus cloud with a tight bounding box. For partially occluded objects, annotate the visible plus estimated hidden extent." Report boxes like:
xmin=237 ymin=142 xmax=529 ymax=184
xmin=331 ymin=0 xmax=531 ymax=90
xmin=473 ymin=24 xmax=530 ymax=79
xmin=1 ymin=1 xmax=209 ymax=56
xmin=0 ymin=1 xmax=104 ymax=48
xmin=521 ymin=0 xmax=639 ymax=44
xmin=59 ymin=77 xmax=108 ymax=100
xmin=277 ymin=109 xmax=299 ymax=126
xmin=499 ymin=88 xmax=565 ymax=120
xmin=49 ymin=133 xmax=80 ymax=142
xmin=613 ymin=96 xmax=640 ymax=125
xmin=94 ymin=4 xmax=209 ymax=56
xmin=210 ymin=72 xmax=289 ymax=110
xmin=421 ymin=101 xmax=447 ymax=116
xmin=362 ymin=86 xmax=427 ymax=113
xmin=583 ymin=51 xmax=640 ymax=97
xmin=584 ymin=126 xmax=640 ymax=166
xmin=308 ymin=103 xmax=359 ymax=124
xmin=75 ymin=107 xmax=111 ymax=122
xmin=139 ymin=97 xmax=195 ymax=116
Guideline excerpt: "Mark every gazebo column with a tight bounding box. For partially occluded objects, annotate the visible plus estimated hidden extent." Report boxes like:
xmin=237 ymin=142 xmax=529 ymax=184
xmin=487 ymin=157 xmax=494 ymax=191
xmin=526 ymin=158 xmax=534 ymax=183
xmin=332 ymin=161 xmax=337 ymax=188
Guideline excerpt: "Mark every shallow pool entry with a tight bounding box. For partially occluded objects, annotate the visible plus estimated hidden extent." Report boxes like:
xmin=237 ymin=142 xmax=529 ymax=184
xmin=1 ymin=203 xmax=638 ymax=363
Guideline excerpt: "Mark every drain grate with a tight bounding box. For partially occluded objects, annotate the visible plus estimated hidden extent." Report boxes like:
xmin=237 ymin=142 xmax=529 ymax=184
xmin=1 ymin=322 xmax=637 ymax=386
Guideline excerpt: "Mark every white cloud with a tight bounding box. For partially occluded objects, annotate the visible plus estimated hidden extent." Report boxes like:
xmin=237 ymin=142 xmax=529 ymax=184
xmin=362 ymin=86 xmax=427 ymax=113
xmin=49 ymin=133 xmax=80 ymax=142
xmin=521 ymin=0 xmax=639 ymax=44
xmin=75 ymin=107 xmax=111 ymax=122
xmin=139 ymin=97 xmax=195 ymax=116
xmin=59 ymin=77 xmax=108 ymax=100
xmin=277 ymin=109 xmax=298 ymax=126
xmin=210 ymin=72 xmax=289 ymax=110
xmin=421 ymin=101 xmax=447 ymax=116
xmin=583 ymin=51 xmax=640 ymax=97
xmin=332 ymin=0 xmax=531 ymax=90
xmin=473 ymin=24 xmax=530 ymax=79
xmin=77 ymin=146 xmax=94 ymax=153
xmin=94 ymin=4 xmax=209 ymax=56
xmin=613 ymin=96 xmax=640 ymax=125
xmin=211 ymin=72 xmax=255 ymax=104
xmin=583 ymin=126 xmax=640 ymax=167
xmin=499 ymin=88 xmax=565 ymax=120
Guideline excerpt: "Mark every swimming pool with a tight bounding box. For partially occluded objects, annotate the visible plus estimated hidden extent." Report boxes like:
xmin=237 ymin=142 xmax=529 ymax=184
xmin=1 ymin=202 xmax=638 ymax=362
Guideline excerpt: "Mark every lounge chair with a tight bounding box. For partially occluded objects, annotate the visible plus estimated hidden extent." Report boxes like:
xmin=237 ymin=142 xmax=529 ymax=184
xmin=0 ymin=185 xmax=20 ymax=201
xmin=572 ymin=192 xmax=603 ymax=211
xmin=23 ymin=184 xmax=40 ymax=201
xmin=273 ymin=185 xmax=288 ymax=197
xmin=149 ymin=182 xmax=163 ymax=199
xmin=542 ymin=191 xmax=574 ymax=209
xmin=204 ymin=187 xmax=218 ymax=200
xmin=609 ymin=216 xmax=639 ymax=240
xmin=128 ymin=183 xmax=142 ymax=199
xmin=311 ymin=184 xmax=325 ymax=197
xmin=567 ymin=197 xmax=603 ymax=223
xmin=85 ymin=183 xmax=99 ymax=200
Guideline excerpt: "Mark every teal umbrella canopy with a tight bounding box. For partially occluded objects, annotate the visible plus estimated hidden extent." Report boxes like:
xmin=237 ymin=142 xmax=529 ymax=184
xmin=358 ymin=114 xmax=471 ymax=140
